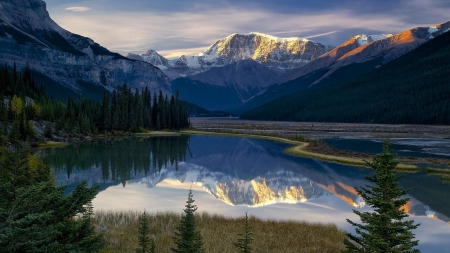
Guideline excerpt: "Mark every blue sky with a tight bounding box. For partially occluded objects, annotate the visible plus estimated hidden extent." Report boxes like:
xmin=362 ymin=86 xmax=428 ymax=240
xmin=44 ymin=0 xmax=450 ymax=58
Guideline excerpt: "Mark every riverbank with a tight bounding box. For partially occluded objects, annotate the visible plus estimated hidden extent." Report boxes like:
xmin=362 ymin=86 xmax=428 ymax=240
xmin=94 ymin=210 xmax=346 ymax=253
xmin=189 ymin=117 xmax=450 ymax=138
xmin=182 ymin=129 xmax=420 ymax=170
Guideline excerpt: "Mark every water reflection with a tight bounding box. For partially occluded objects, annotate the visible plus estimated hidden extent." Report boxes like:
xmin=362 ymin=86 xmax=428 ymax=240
xmin=41 ymin=135 xmax=450 ymax=224
xmin=40 ymin=136 xmax=191 ymax=187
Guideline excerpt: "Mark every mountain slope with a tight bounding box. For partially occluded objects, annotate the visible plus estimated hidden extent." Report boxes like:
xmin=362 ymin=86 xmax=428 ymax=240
xmin=171 ymin=59 xmax=279 ymax=111
xmin=233 ymin=22 xmax=450 ymax=114
xmin=0 ymin=0 xmax=170 ymax=98
xmin=130 ymin=32 xmax=332 ymax=78
xmin=240 ymin=29 xmax=450 ymax=124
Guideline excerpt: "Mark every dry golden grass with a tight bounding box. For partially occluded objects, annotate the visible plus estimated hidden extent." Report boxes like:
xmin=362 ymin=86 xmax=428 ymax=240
xmin=441 ymin=175 xmax=450 ymax=182
xmin=285 ymin=143 xmax=419 ymax=171
xmin=93 ymin=211 xmax=346 ymax=253
xmin=427 ymin=167 xmax=450 ymax=175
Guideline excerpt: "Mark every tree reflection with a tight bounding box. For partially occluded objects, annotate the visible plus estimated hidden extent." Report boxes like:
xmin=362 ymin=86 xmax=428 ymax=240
xmin=41 ymin=135 xmax=191 ymax=186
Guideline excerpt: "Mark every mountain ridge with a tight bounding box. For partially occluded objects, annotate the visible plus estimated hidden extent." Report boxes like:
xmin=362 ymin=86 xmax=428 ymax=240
xmin=0 ymin=0 xmax=171 ymax=98
xmin=128 ymin=32 xmax=332 ymax=78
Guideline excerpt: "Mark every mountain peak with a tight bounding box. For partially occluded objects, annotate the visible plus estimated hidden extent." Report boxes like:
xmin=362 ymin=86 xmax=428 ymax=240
xmin=249 ymin=32 xmax=309 ymax=42
xmin=353 ymin=34 xmax=393 ymax=45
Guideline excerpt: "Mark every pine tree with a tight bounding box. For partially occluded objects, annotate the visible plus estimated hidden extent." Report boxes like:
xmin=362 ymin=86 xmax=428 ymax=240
xmin=344 ymin=140 xmax=420 ymax=253
xmin=171 ymin=189 xmax=204 ymax=253
xmin=135 ymin=211 xmax=156 ymax=253
xmin=0 ymin=139 xmax=102 ymax=252
xmin=233 ymin=212 xmax=254 ymax=253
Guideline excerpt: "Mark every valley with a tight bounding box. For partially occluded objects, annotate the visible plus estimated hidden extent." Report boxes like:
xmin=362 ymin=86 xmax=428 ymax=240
xmin=1 ymin=0 xmax=450 ymax=252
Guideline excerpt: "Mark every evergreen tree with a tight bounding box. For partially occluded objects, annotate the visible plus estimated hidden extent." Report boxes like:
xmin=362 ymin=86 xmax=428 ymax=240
xmin=233 ymin=212 xmax=254 ymax=253
xmin=0 ymin=138 xmax=103 ymax=252
xmin=171 ymin=189 xmax=204 ymax=253
xmin=101 ymin=91 xmax=111 ymax=133
xmin=344 ymin=141 xmax=420 ymax=253
xmin=135 ymin=211 xmax=156 ymax=253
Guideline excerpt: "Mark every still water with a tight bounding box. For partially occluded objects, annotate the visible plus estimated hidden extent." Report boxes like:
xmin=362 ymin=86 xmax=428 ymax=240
xmin=40 ymin=135 xmax=450 ymax=252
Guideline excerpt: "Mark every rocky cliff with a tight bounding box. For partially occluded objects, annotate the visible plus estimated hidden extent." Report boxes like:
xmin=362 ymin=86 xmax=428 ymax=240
xmin=0 ymin=0 xmax=171 ymax=97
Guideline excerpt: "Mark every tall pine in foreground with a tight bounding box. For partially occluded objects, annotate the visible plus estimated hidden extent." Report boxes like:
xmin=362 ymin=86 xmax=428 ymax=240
xmin=171 ymin=189 xmax=204 ymax=253
xmin=344 ymin=141 xmax=420 ymax=253
xmin=233 ymin=212 xmax=254 ymax=253
xmin=135 ymin=211 xmax=156 ymax=253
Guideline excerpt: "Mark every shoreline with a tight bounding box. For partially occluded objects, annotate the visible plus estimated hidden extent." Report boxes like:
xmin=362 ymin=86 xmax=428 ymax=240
xmin=181 ymin=129 xmax=420 ymax=170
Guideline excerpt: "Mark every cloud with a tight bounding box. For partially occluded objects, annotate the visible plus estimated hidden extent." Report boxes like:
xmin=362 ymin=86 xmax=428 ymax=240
xmin=303 ymin=31 xmax=339 ymax=39
xmin=49 ymin=2 xmax=450 ymax=58
xmin=65 ymin=7 xmax=90 ymax=12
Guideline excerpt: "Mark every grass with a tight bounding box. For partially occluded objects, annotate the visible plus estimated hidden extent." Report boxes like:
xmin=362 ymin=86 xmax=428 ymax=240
xmin=441 ymin=175 xmax=450 ymax=182
xmin=37 ymin=141 xmax=70 ymax=148
xmin=93 ymin=210 xmax=346 ymax=253
xmin=427 ymin=168 xmax=450 ymax=175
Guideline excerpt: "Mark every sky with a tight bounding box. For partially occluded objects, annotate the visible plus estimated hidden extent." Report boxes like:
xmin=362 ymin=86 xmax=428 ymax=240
xmin=44 ymin=0 xmax=450 ymax=59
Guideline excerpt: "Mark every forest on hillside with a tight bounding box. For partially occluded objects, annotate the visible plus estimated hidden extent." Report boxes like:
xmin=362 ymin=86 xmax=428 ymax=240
xmin=0 ymin=63 xmax=190 ymax=141
xmin=241 ymin=31 xmax=450 ymax=125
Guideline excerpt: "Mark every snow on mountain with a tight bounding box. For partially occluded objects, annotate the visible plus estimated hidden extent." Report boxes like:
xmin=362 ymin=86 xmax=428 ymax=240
xmin=354 ymin=34 xmax=393 ymax=45
xmin=129 ymin=32 xmax=332 ymax=78
xmin=272 ymin=21 xmax=450 ymax=86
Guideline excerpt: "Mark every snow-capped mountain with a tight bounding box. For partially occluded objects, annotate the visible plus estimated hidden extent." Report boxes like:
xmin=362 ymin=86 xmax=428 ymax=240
xmin=232 ymin=21 xmax=450 ymax=114
xmin=0 ymin=0 xmax=170 ymax=97
xmin=129 ymin=32 xmax=332 ymax=78
xmin=274 ymin=22 xmax=450 ymax=85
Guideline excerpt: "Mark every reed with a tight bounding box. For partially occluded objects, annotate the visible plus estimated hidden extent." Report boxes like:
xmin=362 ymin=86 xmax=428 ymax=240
xmin=441 ymin=175 xmax=450 ymax=182
xmin=93 ymin=210 xmax=346 ymax=253
xmin=427 ymin=167 xmax=450 ymax=175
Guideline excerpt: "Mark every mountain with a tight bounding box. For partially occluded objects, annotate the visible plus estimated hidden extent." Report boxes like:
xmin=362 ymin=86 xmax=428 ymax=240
xmin=233 ymin=21 xmax=450 ymax=114
xmin=240 ymin=26 xmax=450 ymax=124
xmin=0 ymin=0 xmax=170 ymax=100
xmin=129 ymin=32 xmax=332 ymax=78
xmin=171 ymin=59 xmax=280 ymax=111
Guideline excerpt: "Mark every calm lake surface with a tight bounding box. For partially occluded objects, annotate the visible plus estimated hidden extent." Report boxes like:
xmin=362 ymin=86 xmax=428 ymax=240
xmin=41 ymin=135 xmax=450 ymax=252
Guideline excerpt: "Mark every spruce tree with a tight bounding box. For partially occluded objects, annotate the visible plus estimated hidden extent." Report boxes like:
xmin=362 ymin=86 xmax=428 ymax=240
xmin=136 ymin=211 xmax=156 ymax=253
xmin=344 ymin=140 xmax=420 ymax=253
xmin=233 ymin=212 xmax=254 ymax=253
xmin=171 ymin=189 xmax=204 ymax=253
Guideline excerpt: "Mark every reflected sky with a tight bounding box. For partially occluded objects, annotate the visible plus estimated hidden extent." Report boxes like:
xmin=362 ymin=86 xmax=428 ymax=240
xmin=43 ymin=135 xmax=450 ymax=252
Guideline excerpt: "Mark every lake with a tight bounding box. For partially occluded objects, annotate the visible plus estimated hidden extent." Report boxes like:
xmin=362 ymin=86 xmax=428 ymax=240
xmin=40 ymin=134 xmax=450 ymax=252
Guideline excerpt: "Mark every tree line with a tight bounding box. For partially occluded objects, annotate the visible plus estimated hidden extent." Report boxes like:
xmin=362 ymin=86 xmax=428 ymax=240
xmin=42 ymin=136 xmax=191 ymax=186
xmin=0 ymin=63 xmax=190 ymax=141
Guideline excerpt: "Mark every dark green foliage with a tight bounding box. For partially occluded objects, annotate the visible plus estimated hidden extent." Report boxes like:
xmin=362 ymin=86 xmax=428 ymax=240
xmin=241 ymin=31 xmax=450 ymax=125
xmin=136 ymin=211 xmax=156 ymax=253
xmin=0 ymin=64 xmax=189 ymax=139
xmin=344 ymin=141 xmax=420 ymax=252
xmin=0 ymin=137 xmax=103 ymax=252
xmin=172 ymin=189 xmax=204 ymax=253
xmin=42 ymin=136 xmax=191 ymax=185
xmin=233 ymin=212 xmax=254 ymax=253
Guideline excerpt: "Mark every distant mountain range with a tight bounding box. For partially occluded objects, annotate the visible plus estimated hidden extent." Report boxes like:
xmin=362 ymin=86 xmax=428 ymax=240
xmin=233 ymin=21 xmax=450 ymax=114
xmin=241 ymin=25 xmax=450 ymax=124
xmin=127 ymin=32 xmax=333 ymax=78
xmin=1 ymin=0 xmax=449 ymax=124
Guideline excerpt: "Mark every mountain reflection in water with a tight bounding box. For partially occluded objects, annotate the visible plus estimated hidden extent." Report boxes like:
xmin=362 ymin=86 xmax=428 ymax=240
xmin=41 ymin=135 xmax=450 ymax=223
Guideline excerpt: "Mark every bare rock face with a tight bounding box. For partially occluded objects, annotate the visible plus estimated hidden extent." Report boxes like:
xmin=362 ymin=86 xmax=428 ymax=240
xmin=130 ymin=32 xmax=332 ymax=79
xmin=0 ymin=0 xmax=170 ymax=96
